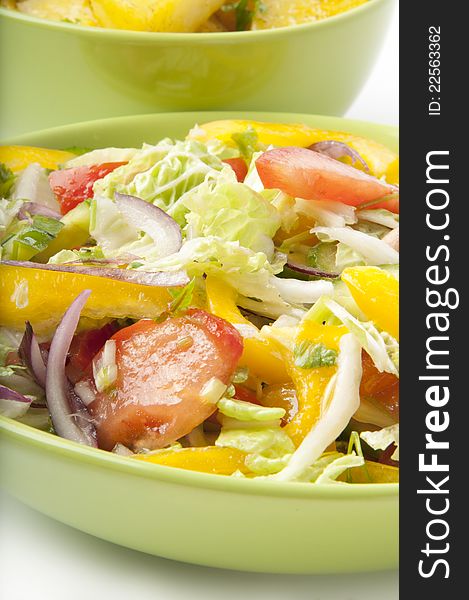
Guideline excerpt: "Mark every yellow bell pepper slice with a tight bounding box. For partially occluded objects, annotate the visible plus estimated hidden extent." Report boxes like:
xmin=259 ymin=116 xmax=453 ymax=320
xmin=134 ymin=446 xmax=249 ymax=475
xmin=0 ymin=263 xmax=173 ymax=335
xmin=341 ymin=460 xmax=399 ymax=484
xmin=0 ymin=145 xmax=76 ymax=173
xmin=277 ymin=320 xmax=346 ymax=446
xmin=341 ymin=266 xmax=399 ymax=340
xmin=90 ymin=0 xmax=225 ymax=32
xmin=189 ymin=120 xmax=399 ymax=183
xmin=205 ymin=275 xmax=289 ymax=384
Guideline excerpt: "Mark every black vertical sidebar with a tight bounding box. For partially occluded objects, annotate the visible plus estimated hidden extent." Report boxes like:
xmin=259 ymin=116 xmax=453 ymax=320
xmin=400 ymin=4 xmax=465 ymax=596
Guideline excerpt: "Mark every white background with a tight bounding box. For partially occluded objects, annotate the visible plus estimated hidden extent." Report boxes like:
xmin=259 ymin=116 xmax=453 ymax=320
xmin=0 ymin=5 xmax=398 ymax=599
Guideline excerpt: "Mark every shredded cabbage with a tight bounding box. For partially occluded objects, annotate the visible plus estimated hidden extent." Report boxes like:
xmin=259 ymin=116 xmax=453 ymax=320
xmin=94 ymin=139 xmax=224 ymax=218
xmin=361 ymin=424 xmax=400 ymax=461
xmin=274 ymin=333 xmax=362 ymax=481
xmin=181 ymin=171 xmax=280 ymax=257
xmin=312 ymin=226 xmax=399 ymax=265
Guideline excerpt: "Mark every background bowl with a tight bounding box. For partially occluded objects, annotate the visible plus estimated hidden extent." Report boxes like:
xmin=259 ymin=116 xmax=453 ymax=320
xmin=0 ymin=0 xmax=395 ymax=137
xmin=0 ymin=111 xmax=398 ymax=574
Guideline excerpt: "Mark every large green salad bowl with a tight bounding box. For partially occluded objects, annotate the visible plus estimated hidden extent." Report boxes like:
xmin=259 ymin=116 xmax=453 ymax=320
xmin=0 ymin=0 xmax=395 ymax=137
xmin=0 ymin=111 xmax=398 ymax=573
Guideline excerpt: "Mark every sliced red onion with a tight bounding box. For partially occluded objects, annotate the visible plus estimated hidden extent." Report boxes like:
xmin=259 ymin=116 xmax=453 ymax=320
xmin=18 ymin=202 xmax=62 ymax=221
xmin=0 ymin=385 xmax=32 ymax=418
xmin=309 ymin=141 xmax=370 ymax=173
xmin=286 ymin=260 xmax=339 ymax=279
xmin=45 ymin=290 xmax=97 ymax=447
xmin=114 ymin=192 xmax=182 ymax=258
xmin=19 ymin=322 xmax=47 ymax=387
xmin=1 ymin=260 xmax=189 ymax=288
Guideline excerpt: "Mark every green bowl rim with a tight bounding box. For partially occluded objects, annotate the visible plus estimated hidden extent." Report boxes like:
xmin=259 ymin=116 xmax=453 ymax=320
xmin=0 ymin=110 xmax=398 ymax=500
xmin=1 ymin=416 xmax=398 ymax=498
xmin=0 ymin=110 xmax=399 ymax=147
xmin=0 ymin=0 xmax=392 ymax=42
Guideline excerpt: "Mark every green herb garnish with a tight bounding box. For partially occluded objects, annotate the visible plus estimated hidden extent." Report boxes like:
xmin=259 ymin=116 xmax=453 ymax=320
xmin=0 ymin=163 xmax=15 ymax=198
xmin=231 ymin=126 xmax=259 ymax=161
xmin=169 ymin=278 xmax=196 ymax=314
xmin=293 ymin=340 xmax=338 ymax=369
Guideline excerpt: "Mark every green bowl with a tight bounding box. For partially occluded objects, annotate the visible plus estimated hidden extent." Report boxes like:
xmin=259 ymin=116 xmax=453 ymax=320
xmin=0 ymin=0 xmax=395 ymax=137
xmin=0 ymin=111 xmax=398 ymax=574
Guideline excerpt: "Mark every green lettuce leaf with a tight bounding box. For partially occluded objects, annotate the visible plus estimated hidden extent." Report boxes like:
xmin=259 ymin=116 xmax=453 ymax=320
xmin=217 ymin=397 xmax=285 ymax=422
xmin=216 ymin=426 xmax=295 ymax=475
xmin=138 ymin=236 xmax=293 ymax=316
xmin=0 ymin=163 xmax=15 ymax=198
xmin=312 ymin=226 xmax=399 ymax=266
xmin=0 ymin=198 xmax=22 ymax=241
xmin=296 ymin=452 xmax=365 ymax=484
xmin=306 ymin=297 xmax=399 ymax=376
xmin=293 ymin=340 xmax=337 ymax=369
xmin=334 ymin=242 xmax=366 ymax=270
xmin=361 ymin=424 xmax=399 ymax=461
xmin=94 ymin=139 xmax=225 ymax=218
xmin=1 ymin=214 xmax=64 ymax=261
xmin=181 ymin=172 xmax=280 ymax=257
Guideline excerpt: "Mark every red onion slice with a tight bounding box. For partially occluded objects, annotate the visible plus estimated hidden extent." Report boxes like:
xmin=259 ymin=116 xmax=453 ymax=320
xmin=0 ymin=385 xmax=32 ymax=418
xmin=19 ymin=322 xmax=47 ymax=387
xmin=114 ymin=192 xmax=182 ymax=258
xmin=286 ymin=260 xmax=339 ymax=279
xmin=18 ymin=202 xmax=62 ymax=221
xmin=45 ymin=290 xmax=97 ymax=447
xmin=1 ymin=260 xmax=189 ymax=288
xmin=309 ymin=141 xmax=370 ymax=173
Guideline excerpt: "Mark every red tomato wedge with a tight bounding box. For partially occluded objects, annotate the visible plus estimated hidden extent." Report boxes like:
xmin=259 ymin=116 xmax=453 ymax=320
xmin=223 ymin=157 xmax=248 ymax=182
xmin=360 ymin=352 xmax=399 ymax=419
xmin=233 ymin=385 xmax=259 ymax=404
xmin=256 ymin=147 xmax=399 ymax=213
xmin=49 ymin=162 xmax=126 ymax=214
xmin=85 ymin=309 xmax=243 ymax=451
xmin=66 ymin=322 xmax=119 ymax=385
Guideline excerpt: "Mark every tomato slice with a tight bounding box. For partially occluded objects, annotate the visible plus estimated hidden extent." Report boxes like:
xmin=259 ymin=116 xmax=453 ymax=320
xmin=360 ymin=352 xmax=399 ymax=419
xmin=49 ymin=162 xmax=126 ymax=214
xmin=223 ymin=157 xmax=248 ymax=182
xmin=85 ymin=309 xmax=243 ymax=451
xmin=256 ymin=147 xmax=399 ymax=213
xmin=233 ymin=384 xmax=259 ymax=404
xmin=66 ymin=322 xmax=120 ymax=384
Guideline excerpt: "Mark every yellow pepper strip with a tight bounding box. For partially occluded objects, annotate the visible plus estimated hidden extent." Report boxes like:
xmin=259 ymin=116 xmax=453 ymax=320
xmin=189 ymin=120 xmax=399 ymax=184
xmin=341 ymin=266 xmax=399 ymax=340
xmin=0 ymin=263 xmax=172 ymax=335
xmin=0 ymin=145 xmax=76 ymax=173
xmin=340 ymin=460 xmax=399 ymax=484
xmin=205 ymin=275 xmax=290 ymax=384
xmin=278 ymin=320 xmax=346 ymax=446
xmin=134 ymin=446 xmax=249 ymax=475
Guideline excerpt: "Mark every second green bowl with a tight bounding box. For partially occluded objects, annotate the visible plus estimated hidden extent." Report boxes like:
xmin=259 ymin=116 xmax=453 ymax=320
xmin=0 ymin=0 xmax=395 ymax=137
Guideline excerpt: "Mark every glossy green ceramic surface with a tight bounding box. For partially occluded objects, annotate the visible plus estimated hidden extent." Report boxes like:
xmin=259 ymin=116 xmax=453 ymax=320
xmin=0 ymin=0 xmax=394 ymax=137
xmin=0 ymin=112 xmax=398 ymax=573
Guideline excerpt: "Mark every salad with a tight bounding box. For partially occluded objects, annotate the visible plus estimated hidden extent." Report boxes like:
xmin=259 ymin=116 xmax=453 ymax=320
xmin=2 ymin=1 xmax=370 ymax=32
xmin=0 ymin=119 xmax=399 ymax=484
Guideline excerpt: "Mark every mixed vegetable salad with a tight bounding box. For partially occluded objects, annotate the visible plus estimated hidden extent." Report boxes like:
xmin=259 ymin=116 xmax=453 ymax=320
xmin=0 ymin=119 xmax=399 ymax=484
xmin=2 ymin=1 xmax=369 ymax=32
